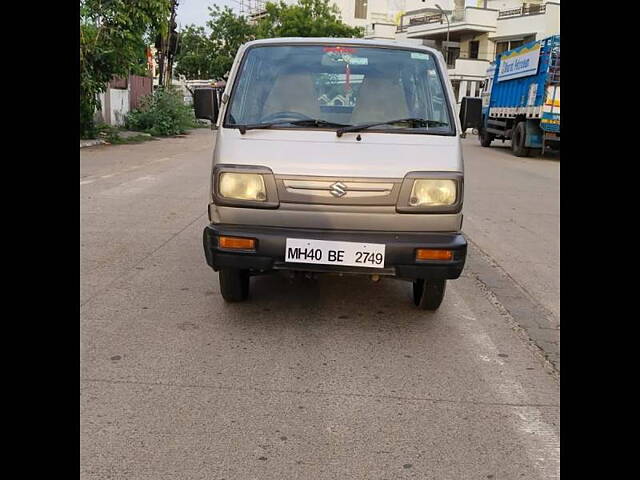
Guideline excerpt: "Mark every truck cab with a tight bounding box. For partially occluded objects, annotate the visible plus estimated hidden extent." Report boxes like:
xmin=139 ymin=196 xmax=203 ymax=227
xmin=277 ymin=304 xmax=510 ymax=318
xmin=196 ymin=38 xmax=467 ymax=311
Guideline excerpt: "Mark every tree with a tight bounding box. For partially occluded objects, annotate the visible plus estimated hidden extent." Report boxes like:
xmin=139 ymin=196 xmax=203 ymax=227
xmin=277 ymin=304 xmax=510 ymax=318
xmin=173 ymin=0 xmax=362 ymax=81
xmin=174 ymin=26 xmax=216 ymax=79
xmin=207 ymin=5 xmax=256 ymax=79
xmin=255 ymin=0 xmax=363 ymax=39
xmin=80 ymin=0 xmax=171 ymax=138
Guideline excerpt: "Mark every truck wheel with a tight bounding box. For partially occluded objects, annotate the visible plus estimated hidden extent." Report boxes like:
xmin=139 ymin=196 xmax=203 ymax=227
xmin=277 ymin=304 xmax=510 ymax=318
xmin=219 ymin=268 xmax=250 ymax=302
xmin=511 ymin=122 xmax=531 ymax=157
xmin=479 ymin=127 xmax=494 ymax=147
xmin=413 ymin=279 xmax=447 ymax=311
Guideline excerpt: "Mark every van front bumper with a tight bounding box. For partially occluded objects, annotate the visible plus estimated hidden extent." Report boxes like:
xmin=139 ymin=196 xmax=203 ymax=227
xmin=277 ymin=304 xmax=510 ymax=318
xmin=203 ymin=224 xmax=466 ymax=281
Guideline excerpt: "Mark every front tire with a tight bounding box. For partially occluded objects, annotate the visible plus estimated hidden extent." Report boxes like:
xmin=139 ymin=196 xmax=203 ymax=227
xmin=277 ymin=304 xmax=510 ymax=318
xmin=219 ymin=268 xmax=250 ymax=302
xmin=511 ymin=122 xmax=531 ymax=157
xmin=413 ymin=279 xmax=447 ymax=311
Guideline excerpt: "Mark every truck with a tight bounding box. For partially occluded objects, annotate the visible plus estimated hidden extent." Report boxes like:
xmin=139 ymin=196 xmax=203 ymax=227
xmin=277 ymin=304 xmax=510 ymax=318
xmin=463 ymin=35 xmax=560 ymax=157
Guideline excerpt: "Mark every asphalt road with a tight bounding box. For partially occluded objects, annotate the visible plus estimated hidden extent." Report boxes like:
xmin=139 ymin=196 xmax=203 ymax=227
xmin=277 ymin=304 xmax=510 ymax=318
xmin=462 ymin=139 xmax=560 ymax=322
xmin=80 ymin=129 xmax=559 ymax=480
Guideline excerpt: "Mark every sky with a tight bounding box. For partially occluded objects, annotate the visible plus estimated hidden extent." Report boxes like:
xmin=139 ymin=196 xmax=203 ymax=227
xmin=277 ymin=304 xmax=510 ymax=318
xmin=176 ymin=0 xmax=236 ymax=29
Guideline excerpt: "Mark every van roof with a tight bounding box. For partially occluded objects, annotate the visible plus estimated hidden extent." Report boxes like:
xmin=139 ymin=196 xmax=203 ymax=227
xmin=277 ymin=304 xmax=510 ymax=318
xmin=242 ymin=37 xmax=441 ymax=56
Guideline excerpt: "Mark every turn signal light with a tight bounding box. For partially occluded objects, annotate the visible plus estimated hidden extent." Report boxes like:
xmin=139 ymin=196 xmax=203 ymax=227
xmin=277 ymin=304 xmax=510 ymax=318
xmin=218 ymin=236 xmax=256 ymax=251
xmin=415 ymin=249 xmax=453 ymax=261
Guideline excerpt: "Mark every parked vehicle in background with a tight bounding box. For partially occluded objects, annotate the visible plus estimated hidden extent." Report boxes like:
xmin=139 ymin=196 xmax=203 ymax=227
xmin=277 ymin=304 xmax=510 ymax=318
xmin=195 ymin=38 xmax=468 ymax=311
xmin=470 ymin=35 xmax=560 ymax=157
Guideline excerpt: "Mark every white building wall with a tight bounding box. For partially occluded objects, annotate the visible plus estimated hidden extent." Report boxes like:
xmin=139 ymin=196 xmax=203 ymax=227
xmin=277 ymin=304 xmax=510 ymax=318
xmin=491 ymin=1 xmax=558 ymax=41
xmin=494 ymin=12 xmax=545 ymax=38
xmin=543 ymin=2 xmax=560 ymax=37
xmin=108 ymin=89 xmax=130 ymax=126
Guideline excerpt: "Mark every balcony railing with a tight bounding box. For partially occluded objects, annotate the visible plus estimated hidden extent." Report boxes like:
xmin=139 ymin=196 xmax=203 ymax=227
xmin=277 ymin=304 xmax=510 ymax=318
xmin=498 ymin=4 xmax=545 ymax=19
xmin=397 ymin=7 xmax=489 ymax=33
xmin=397 ymin=12 xmax=446 ymax=33
xmin=398 ymin=4 xmax=546 ymax=31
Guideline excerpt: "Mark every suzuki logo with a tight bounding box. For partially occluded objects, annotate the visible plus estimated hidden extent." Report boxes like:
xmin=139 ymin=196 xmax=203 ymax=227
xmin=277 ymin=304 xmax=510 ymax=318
xmin=330 ymin=182 xmax=347 ymax=198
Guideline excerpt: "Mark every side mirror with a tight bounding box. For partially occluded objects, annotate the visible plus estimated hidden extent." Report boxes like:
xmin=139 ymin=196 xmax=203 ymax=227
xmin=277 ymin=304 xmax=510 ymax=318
xmin=459 ymin=96 xmax=482 ymax=133
xmin=193 ymin=87 xmax=220 ymax=127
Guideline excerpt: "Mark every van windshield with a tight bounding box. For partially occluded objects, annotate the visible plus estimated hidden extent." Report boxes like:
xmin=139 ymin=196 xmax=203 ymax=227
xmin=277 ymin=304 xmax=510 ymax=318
xmin=225 ymin=44 xmax=454 ymax=135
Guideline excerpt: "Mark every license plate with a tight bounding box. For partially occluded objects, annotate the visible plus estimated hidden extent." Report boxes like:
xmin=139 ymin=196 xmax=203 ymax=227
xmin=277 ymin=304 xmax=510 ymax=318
xmin=285 ymin=238 xmax=386 ymax=269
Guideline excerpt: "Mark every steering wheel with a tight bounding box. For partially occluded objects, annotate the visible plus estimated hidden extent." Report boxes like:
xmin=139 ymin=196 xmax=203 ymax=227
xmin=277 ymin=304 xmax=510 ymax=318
xmin=260 ymin=111 xmax=313 ymax=123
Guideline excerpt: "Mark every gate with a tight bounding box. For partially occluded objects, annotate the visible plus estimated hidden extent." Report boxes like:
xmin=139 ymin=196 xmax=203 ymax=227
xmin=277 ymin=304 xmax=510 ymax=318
xmin=129 ymin=75 xmax=153 ymax=111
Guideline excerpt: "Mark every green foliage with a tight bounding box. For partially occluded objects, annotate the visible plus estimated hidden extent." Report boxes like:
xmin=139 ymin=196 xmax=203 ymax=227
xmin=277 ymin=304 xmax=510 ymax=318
xmin=80 ymin=0 xmax=171 ymax=138
xmin=208 ymin=5 xmax=256 ymax=80
xmin=95 ymin=123 xmax=122 ymax=143
xmin=256 ymin=0 xmax=363 ymax=38
xmin=175 ymin=6 xmax=255 ymax=80
xmin=93 ymin=124 xmax=152 ymax=144
xmin=125 ymin=87 xmax=197 ymax=136
xmin=174 ymin=25 xmax=216 ymax=79
xmin=174 ymin=0 xmax=362 ymax=81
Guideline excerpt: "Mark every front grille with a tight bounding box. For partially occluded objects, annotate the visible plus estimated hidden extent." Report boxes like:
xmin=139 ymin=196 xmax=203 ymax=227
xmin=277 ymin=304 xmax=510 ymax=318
xmin=275 ymin=175 xmax=402 ymax=206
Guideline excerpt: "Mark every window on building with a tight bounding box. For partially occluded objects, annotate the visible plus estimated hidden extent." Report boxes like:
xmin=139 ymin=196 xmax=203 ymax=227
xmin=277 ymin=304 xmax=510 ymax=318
xmin=495 ymin=39 xmax=531 ymax=60
xmin=355 ymin=0 xmax=367 ymax=19
xmin=495 ymin=41 xmax=509 ymax=57
xmin=469 ymin=41 xmax=479 ymax=59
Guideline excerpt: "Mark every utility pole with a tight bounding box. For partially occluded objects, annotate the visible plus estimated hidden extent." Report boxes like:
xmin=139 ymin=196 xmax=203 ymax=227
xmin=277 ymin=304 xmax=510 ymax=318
xmin=165 ymin=0 xmax=179 ymax=87
xmin=157 ymin=0 xmax=178 ymax=88
xmin=435 ymin=4 xmax=450 ymax=67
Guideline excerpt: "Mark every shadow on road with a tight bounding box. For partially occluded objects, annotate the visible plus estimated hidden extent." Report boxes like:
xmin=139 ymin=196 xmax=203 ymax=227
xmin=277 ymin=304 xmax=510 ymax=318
xmin=214 ymin=271 xmax=445 ymax=332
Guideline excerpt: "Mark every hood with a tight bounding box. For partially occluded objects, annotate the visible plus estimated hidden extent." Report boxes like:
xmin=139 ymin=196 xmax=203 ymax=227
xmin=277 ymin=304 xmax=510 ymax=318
xmin=213 ymin=128 xmax=463 ymax=179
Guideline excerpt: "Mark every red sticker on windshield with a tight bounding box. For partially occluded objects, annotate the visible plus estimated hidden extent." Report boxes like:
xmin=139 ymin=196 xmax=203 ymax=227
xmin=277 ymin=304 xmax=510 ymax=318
xmin=323 ymin=46 xmax=356 ymax=54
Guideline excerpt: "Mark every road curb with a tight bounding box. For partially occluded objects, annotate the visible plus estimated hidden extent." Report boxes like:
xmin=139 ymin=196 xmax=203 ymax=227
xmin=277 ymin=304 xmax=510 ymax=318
xmin=80 ymin=139 xmax=107 ymax=148
xmin=464 ymin=240 xmax=560 ymax=375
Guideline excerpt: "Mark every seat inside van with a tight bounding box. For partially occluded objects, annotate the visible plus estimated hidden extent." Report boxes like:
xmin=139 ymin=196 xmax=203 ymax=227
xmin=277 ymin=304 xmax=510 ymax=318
xmin=351 ymin=73 xmax=410 ymax=125
xmin=262 ymin=71 xmax=321 ymax=120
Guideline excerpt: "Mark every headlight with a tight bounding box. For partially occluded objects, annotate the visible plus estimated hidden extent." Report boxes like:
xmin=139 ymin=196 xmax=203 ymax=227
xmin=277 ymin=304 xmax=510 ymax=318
xmin=396 ymin=172 xmax=463 ymax=213
xmin=219 ymin=173 xmax=267 ymax=201
xmin=212 ymin=165 xmax=279 ymax=209
xmin=409 ymin=179 xmax=457 ymax=207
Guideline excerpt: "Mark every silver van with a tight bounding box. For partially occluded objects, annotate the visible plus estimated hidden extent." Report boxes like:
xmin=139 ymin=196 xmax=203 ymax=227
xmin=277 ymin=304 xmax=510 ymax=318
xmin=196 ymin=38 xmax=466 ymax=311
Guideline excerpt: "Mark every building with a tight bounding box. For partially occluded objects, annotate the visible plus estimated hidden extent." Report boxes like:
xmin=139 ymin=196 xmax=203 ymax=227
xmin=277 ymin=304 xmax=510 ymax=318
xmin=238 ymin=0 xmax=441 ymax=30
xmin=387 ymin=0 xmax=560 ymax=110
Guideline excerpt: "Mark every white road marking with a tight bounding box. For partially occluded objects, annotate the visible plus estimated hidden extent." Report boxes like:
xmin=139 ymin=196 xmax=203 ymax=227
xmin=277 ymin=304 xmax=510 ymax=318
xmin=100 ymin=175 xmax=159 ymax=196
xmin=450 ymin=287 xmax=560 ymax=479
xmin=80 ymin=157 xmax=174 ymax=185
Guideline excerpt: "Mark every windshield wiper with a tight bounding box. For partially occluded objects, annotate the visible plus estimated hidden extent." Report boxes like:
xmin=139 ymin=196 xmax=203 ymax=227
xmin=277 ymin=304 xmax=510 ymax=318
xmin=335 ymin=118 xmax=449 ymax=137
xmin=236 ymin=119 xmax=348 ymax=134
